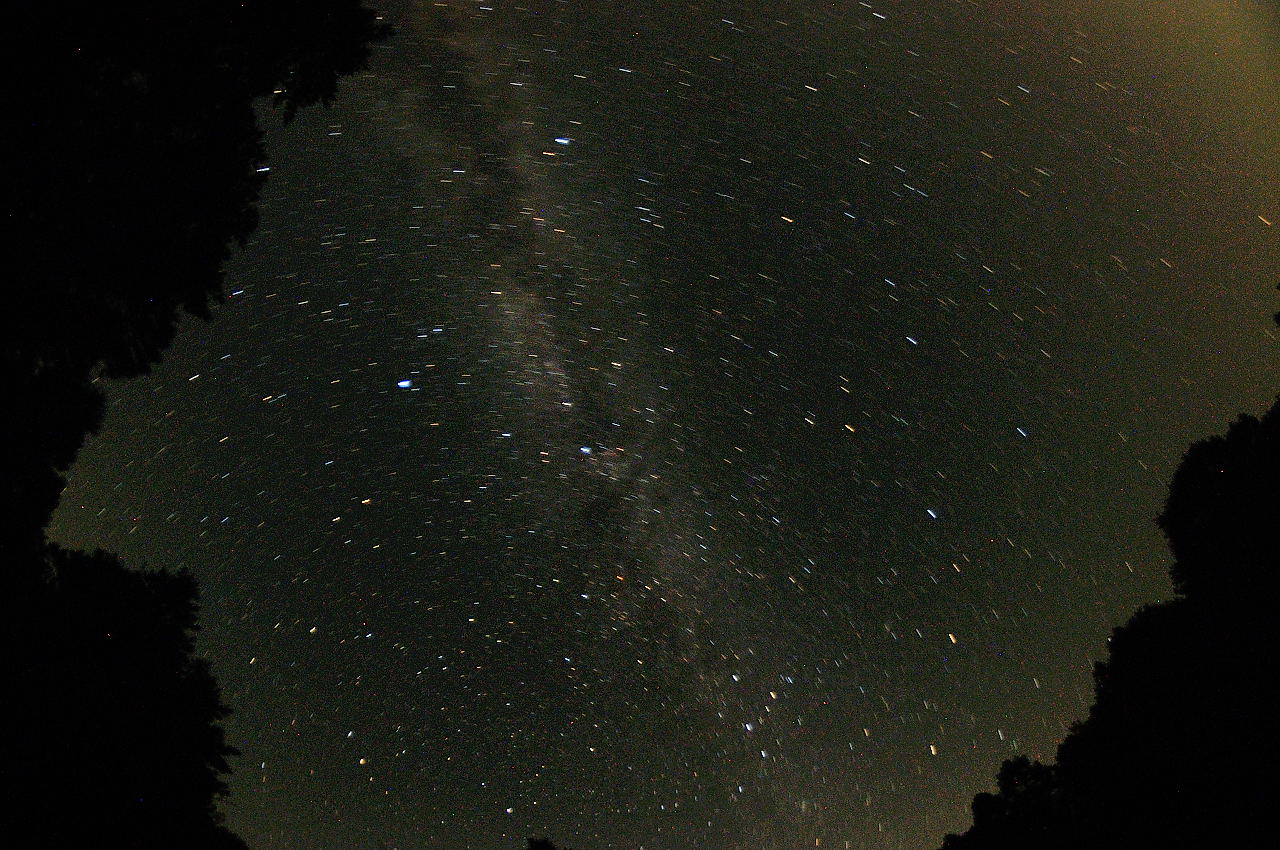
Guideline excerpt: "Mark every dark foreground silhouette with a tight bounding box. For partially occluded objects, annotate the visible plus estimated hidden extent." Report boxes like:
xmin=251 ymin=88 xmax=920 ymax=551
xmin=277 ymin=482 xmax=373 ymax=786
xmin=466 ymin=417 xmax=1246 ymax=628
xmin=5 ymin=548 xmax=247 ymax=848
xmin=528 ymin=839 xmax=574 ymax=850
xmin=5 ymin=2 xmax=389 ymax=847
xmin=6 ymin=0 xmax=390 ymax=562
xmin=939 ymin=396 xmax=1280 ymax=849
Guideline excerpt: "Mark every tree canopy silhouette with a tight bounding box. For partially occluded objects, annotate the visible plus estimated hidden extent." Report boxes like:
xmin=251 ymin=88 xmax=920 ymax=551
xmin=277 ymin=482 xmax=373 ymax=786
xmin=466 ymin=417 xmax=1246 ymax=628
xmin=5 ymin=548 xmax=248 ymax=850
xmin=5 ymin=2 xmax=390 ymax=847
xmin=1158 ymin=404 xmax=1280 ymax=602
xmin=938 ymin=395 xmax=1280 ymax=850
xmin=527 ymin=839 xmax=576 ymax=850
xmin=6 ymin=0 xmax=391 ymax=561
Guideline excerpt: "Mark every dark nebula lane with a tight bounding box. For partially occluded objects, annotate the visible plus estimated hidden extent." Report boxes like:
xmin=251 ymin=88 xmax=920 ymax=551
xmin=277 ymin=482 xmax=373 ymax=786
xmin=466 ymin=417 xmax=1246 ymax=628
xmin=51 ymin=2 xmax=1280 ymax=849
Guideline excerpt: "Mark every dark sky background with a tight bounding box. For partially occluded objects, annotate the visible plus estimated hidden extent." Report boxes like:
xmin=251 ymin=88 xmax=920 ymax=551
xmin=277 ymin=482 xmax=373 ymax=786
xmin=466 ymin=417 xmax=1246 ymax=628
xmin=51 ymin=1 xmax=1279 ymax=848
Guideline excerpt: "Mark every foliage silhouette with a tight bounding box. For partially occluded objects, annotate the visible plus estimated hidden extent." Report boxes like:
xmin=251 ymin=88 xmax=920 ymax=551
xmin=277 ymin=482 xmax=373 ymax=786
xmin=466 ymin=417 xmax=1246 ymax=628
xmin=939 ymin=394 xmax=1280 ymax=850
xmin=5 ymin=1 xmax=390 ymax=846
xmin=5 ymin=548 xmax=248 ymax=850
xmin=6 ymin=0 xmax=391 ymax=560
xmin=528 ymin=839 xmax=576 ymax=850
xmin=1158 ymin=404 xmax=1280 ymax=602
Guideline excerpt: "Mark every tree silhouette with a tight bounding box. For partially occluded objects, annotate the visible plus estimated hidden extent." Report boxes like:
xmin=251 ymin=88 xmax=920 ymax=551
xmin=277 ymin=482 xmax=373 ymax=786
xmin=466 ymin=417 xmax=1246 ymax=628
xmin=1158 ymin=403 xmax=1280 ymax=602
xmin=6 ymin=0 xmax=391 ymax=562
xmin=4 ymin=1 xmax=390 ymax=845
xmin=528 ymin=839 xmax=575 ymax=850
xmin=939 ymin=393 xmax=1280 ymax=849
xmin=5 ymin=548 xmax=247 ymax=850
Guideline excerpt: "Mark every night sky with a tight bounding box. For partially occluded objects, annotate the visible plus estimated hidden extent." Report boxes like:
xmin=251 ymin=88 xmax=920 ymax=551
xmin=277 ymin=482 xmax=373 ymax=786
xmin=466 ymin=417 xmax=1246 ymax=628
xmin=50 ymin=1 xmax=1279 ymax=849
